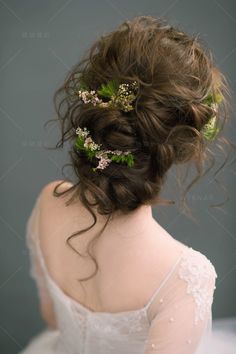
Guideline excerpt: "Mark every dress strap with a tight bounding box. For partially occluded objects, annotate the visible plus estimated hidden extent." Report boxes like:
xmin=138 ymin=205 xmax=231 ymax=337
xmin=144 ymin=246 xmax=190 ymax=310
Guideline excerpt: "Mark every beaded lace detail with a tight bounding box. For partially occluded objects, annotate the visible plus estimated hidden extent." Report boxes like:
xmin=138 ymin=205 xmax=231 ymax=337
xmin=178 ymin=247 xmax=217 ymax=325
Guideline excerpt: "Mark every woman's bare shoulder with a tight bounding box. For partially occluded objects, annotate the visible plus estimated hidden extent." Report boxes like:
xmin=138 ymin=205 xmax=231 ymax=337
xmin=41 ymin=179 xmax=73 ymax=195
xmin=37 ymin=180 xmax=77 ymax=224
xmin=39 ymin=179 xmax=74 ymax=204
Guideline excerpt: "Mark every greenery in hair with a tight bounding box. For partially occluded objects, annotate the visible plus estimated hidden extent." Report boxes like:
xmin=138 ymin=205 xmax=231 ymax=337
xmin=97 ymin=79 xmax=120 ymax=99
xmin=201 ymin=90 xmax=223 ymax=141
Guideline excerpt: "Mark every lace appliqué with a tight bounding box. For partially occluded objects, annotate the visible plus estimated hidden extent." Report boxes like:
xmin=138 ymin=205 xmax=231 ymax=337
xmin=178 ymin=248 xmax=217 ymax=325
xmin=88 ymin=308 xmax=149 ymax=335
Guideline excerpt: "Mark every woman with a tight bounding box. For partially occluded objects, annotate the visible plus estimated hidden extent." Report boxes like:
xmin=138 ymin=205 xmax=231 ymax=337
xmin=20 ymin=15 xmax=234 ymax=354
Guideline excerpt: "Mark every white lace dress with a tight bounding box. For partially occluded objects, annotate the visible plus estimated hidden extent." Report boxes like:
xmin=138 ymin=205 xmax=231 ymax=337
xmin=20 ymin=193 xmax=220 ymax=354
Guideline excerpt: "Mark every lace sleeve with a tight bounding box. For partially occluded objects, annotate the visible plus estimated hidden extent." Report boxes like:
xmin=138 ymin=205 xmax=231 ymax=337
xmin=144 ymin=248 xmax=217 ymax=354
xmin=25 ymin=193 xmax=49 ymax=302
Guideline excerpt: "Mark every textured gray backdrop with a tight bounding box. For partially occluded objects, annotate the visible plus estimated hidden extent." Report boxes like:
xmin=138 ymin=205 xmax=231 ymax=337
xmin=0 ymin=1 xmax=235 ymax=353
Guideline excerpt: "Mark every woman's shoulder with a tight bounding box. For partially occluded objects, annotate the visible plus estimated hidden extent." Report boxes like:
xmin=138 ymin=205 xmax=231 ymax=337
xmin=38 ymin=179 xmax=74 ymax=209
xmin=40 ymin=179 xmax=73 ymax=198
xmin=150 ymin=218 xmax=217 ymax=274
xmin=177 ymin=246 xmax=218 ymax=288
xmin=160 ymin=237 xmax=218 ymax=288
xmin=143 ymin=224 xmax=218 ymax=296
xmin=35 ymin=179 xmax=76 ymax=229
xmin=171 ymin=246 xmax=217 ymax=282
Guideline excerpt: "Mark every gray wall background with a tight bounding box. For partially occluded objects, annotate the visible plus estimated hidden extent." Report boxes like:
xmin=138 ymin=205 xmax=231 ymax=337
xmin=0 ymin=1 xmax=235 ymax=353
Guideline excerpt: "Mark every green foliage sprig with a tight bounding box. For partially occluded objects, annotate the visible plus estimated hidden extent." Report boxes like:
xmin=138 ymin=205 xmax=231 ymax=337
xmin=74 ymin=79 xmax=139 ymax=112
xmin=74 ymin=126 xmax=134 ymax=171
xmin=201 ymin=90 xmax=223 ymax=141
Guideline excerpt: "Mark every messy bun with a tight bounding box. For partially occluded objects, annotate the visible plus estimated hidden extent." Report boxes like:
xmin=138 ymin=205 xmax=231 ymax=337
xmin=45 ymin=15 xmax=233 ymax=285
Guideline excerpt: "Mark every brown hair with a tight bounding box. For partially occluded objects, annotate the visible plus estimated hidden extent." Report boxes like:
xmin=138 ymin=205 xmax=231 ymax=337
xmin=45 ymin=15 xmax=235 ymax=288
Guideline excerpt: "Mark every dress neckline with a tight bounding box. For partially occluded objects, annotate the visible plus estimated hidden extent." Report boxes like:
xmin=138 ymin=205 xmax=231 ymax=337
xmin=34 ymin=233 xmax=190 ymax=317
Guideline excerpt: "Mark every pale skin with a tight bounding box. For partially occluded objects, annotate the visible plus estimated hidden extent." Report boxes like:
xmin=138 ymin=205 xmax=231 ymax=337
xmin=35 ymin=180 xmax=185 ymax=329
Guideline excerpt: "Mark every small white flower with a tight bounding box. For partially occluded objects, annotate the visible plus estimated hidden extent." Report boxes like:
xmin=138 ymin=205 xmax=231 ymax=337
xmin=211 ymin=103 xmax=219 ymax=112
xmin=113 ymin=150 xmax=122 ymax=155
xmin=96 ymin=155 xmax=112 ymax=170
xmin=84 ymin=137 xmax=93 ymax=148
xmin=75 ymin=127 xmax=90 ymax=138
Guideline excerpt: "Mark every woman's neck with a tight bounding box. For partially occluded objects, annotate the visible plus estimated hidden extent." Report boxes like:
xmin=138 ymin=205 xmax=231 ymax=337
xmin=93 ymin=203 xmax=154 ymax=238
xmin=69 ymin=183 xmax=155 ymax=238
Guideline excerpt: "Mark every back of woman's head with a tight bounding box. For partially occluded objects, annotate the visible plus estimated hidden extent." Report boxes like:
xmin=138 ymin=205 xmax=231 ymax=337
xmin=46 ymin=15 xmax=233 ymax=281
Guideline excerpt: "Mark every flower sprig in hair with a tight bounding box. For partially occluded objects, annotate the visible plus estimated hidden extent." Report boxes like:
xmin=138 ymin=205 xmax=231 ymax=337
xmin=74 ymin=126 xmax=135 ymax=171
xmin=201 ymin=89 xmax=223 ymax=141
xmin=74 ymin=79 xmax=139 ymax=112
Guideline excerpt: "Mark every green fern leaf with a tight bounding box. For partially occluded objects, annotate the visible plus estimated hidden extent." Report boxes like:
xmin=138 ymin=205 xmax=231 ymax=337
xmin=97 ymin=80 xmax=119 ymax=98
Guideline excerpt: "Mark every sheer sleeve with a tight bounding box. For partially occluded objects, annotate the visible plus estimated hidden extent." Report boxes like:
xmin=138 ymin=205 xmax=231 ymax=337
xmin=144 ymin=248 xmax=217 ymax=354
xmin=25 ymin=192 xmax=51 ymax=303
